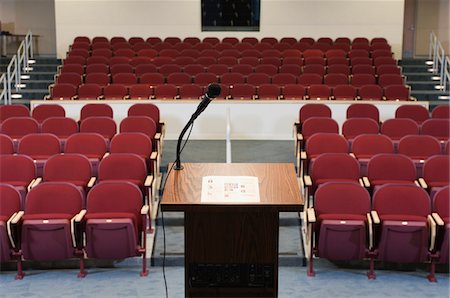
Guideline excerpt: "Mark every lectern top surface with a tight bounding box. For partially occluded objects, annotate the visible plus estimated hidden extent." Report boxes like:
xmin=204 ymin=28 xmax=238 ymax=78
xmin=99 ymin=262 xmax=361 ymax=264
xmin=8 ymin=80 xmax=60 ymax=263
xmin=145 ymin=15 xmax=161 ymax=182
xmin=161 ymin=163 xmax=303 ymax=211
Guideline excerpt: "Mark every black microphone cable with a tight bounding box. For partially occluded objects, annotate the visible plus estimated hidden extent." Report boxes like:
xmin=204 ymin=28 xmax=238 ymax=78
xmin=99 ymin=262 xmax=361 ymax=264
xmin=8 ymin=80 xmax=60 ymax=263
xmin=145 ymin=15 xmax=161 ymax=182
xmin=160 ymin=121 xmax=195 ymax=298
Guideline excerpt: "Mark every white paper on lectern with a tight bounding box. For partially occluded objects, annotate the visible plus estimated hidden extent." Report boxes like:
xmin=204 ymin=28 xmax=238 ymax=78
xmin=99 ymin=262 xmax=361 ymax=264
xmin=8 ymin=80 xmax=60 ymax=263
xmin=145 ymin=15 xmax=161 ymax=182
xmin=201 ymin=176 xmax=260 ymax=203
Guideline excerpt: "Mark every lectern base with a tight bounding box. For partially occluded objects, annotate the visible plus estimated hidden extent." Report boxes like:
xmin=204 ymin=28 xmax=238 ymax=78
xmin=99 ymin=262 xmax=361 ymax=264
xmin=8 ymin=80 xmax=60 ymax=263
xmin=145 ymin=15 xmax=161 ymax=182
xmin=185 ymin=207 xmax=279 ymax=297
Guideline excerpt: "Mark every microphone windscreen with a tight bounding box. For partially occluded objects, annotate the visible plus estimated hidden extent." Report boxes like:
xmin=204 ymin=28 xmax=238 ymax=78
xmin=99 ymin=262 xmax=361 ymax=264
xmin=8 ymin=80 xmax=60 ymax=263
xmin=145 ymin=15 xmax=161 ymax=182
xmin=206 ymin=83 xmax=221 ymax=98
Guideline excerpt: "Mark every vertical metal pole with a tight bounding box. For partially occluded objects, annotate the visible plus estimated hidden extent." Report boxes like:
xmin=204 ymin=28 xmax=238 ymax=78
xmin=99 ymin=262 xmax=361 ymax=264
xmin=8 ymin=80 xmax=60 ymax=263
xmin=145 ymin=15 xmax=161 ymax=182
xmin=226 ymin=106 xmax=232 ymax=163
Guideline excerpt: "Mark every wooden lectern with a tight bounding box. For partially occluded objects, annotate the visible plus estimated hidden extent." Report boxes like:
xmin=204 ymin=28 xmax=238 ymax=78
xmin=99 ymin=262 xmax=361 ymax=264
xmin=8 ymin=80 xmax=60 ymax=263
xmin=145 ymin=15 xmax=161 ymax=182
xmin=161 ymin=163 xmax=303 ymax=297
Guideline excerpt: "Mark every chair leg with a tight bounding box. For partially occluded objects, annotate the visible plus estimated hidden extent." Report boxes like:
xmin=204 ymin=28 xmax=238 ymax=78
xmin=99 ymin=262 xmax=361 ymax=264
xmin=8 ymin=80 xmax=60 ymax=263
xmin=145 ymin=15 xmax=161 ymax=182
xmin=14 ymin=252 xmax=24 ymax=280
xmin=427 ymin=253 xmax=438 ymax=282
xmin=367 ymin=251 xmax=376 ymax=280
xmin=307 ymin=223 xmax=315 ymax=277
xmin=77 ymin=249 xmax=87 ymax=278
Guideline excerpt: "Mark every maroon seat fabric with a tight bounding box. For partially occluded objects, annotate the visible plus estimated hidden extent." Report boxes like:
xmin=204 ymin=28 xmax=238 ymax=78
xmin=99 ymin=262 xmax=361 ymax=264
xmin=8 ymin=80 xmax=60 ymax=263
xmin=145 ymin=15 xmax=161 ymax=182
xmin=395 ymin=105 xmax=429 ymax=124
xmin=80 ymin=103 xmax=113 ymax=121
xmin=420 ymin=119 xmax=450 ymax=142
xmin=18 ymin=133 xmax=61 ymax=176
xmin=346 ymin=103 xmax=379 ymax=123
xmin=83 ymin=181 xmax=147 ymax=276
xmin=0 ymin=184 xmax=21 ymax=262
xmin=342 ymin=118 xmax=379 ymax=143
xmin=372 ymin=184 xmax=431 ymax=264
xmin=31 ymin=104 xmax=65 ymax=123
xmin=0 ymin=155 xmax=36 ymax=208
xmin=351 ymin=134 xmax=394 ymax=176
xmin=0 ymin=104 xmax=30 ymax=122
xmin=0 ymin=134 xmax=15 ymax=155
xmin=431 ymin=105 xmax=450 ymax=119
xmin=367 ymin=154 xmax=417 ymax=188
xmin=432 ymin=186 xmax=449 ymax=264
xmin=422 ymin=155 xmax=450 ymax=197
xmin=398 ymin=135 xmax=441 ymax=177
xmin=20 ymin=182 xmax=83 ymax=265
xmin=308 ymin=182 xmax=370 ymax=276
xmin=65 ymin=133 xmax=108 ymax=176
xmin=80 ymin=116 xmax=117 ymax=142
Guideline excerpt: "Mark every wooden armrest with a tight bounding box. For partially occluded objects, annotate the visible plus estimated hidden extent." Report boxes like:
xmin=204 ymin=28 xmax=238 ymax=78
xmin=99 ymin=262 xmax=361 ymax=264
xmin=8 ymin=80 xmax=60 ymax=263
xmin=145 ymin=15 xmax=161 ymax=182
xmin=74 ymin=209 xmax=87 ymax=223
xmin=11 ymin=211 xmax=24 ymax=225
xmin=32 ymin=177 xmax=42 ymax=188
xmin=70 ymin=210 xmax=86 ymax=247
xmin=144 ymin=175 xmax=154 ymax=187
xmin=141 ymin=205 xmax=149 ymax=215
xmin=362 ymin=176 xmax=370 ymax=188
xmin=428 ymin=214 xmax=437 ymax=251
xmin=418 ymin=178 xmax=428 ymax=189
xmin=432 ymin=212 xmax=444 ymax=226
xmin=307 ymin=208 xmax=316 ymax=223
xmin=349 ymin=152 xmax=355 ymax=158
xmin=27 ymin=178 xmax=36 ymax=191
xmin=303 ymin=175 xmax=312 ymax=187
xmin=367 ymin=213 xmax=374 ymax=249
xmin=371 ymin=210 xmax=380 ymax=224
xmin=150 ymin=151 xmax=158 ymax=160
xmin=102 ymin=152 xmax=110 ymax=159
xmin=7 ymin=212 xmax=18 ymax=248
xmin=278 ymin=95 xmax=284 ymax=100
xmin=300 ymin=151 xmax=307 ymax=160
xmin=297 ymin=133 xmax=303 ymax=141
xmin=87 ymin=177 xmax=96 ymax=188
xmin=154 ymin=133 xmax=161 ymax=140
xmin=71 ymin=95 xmax=78 ymax=100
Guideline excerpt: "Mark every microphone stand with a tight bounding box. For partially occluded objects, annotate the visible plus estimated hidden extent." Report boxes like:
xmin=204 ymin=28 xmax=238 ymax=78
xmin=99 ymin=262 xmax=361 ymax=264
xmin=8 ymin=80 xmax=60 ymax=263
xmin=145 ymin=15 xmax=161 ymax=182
xmin=174 ymin=101 xmax=209 ymax=170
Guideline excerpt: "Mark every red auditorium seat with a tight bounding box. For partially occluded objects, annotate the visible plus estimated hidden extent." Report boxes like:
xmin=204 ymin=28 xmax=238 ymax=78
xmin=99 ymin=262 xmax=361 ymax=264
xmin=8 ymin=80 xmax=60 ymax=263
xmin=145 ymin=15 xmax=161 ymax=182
xmin=384 ymin=85 xmax=414 ymax=101
xmin=281 ymin=84 xmax=306 ymax=100
xmin=272 ymin=73 xmax=297 ymax=86
xmin=217 ymin=56 xmax=239 ymax=66
xmin=227 ymin=83 xmax=256 ymax=100
xmin=351 ymin=134 xmax=394 ymax=176
xmin=256 ymin=84 xmax=281 ymax=100
xmin=82 ymin=182 xmax=149 ymax=277
xmin=254 ymin=64 xmax=278 ymax=76
xmin=357 ymin=84 xmax=383 ymax=100
xmin=247 ymin=73 xmax=270 ymax=86
xmin=230 ymin=64 xmax=253 ymax=75
xmin=64 ymin=55 xmax=86 ymax=65
xmin=342 ymin=118 xmax=379 ymax=145
xmin=298 ymin=73 xmax=323 ymax=86
xmin=193 ymin=73 xmax=218 ymax=84
xmin=0 ymin=154 xmax=36 ymax=207
xmin=352 ymin=64 xmax=375 ymax=75
xmin=376 ymin=64 xmax=401 ymax=76
xmin=0 ymin=104 xmax=30 ymax=122
xmin=420 ymin=119 xmax=450 ymax=142
xmin=242 ymin=37 xmax=259 ymax=45
xmin=207 ymin=64 xmax=230 ymax=76
xmin=92 ymin=48 xmax=113 ymax=59
xmin=431 ymin=105 xmax=450 ymax=119
xmin=146 ymin=37 xmax=162 ymax=45
xmin=133 ymin=42 xmax=152 ymax=52
xmin=278 ymin=64 xmax=302 ymax=76
xmin=139 ymin=73 xmax=165 ymax=85
xmin=380 ymin=118 xmax=419 ymax=146
xmin=306 ymin=182 xmax=371 ymax=277
xmin=297 ymin=117 xmax=339 ymax=152
xmin=77 ymin=84 xmax=103 ymax=100
xmin=80 ymin=117 xmax=117 ymax=143
xmin=366 ymin=153 xmax=417 ymax=190
xmin=351 ymin=74 xmax=376 ymax=87
xmin=431 ymin=186 xmax=449 ymax=268
xmin=333 ymin=85 xmax=357 ymax=100
xmin=13 ymin=182 xmax=84 ymax=279
xmin=126 ymin=104 xmax=162 ymax=134
xmin=1 ymin=117 xmax=39 ymax=146
xmin=370 ymin=184 xmax=432 ymax=280
xmin=85 ymin=63 xmax=109 ymax=75
xmin=395 ymin=105 xmax=430 ymax=124
xmin=103 ymin=84 xmax=128 ymax=99
xmin=65 ymin=133 xmax=108 ymax=176
xmin=302 ymin=65 xmax=326 ymax=76
xmin=128 ymin=84 xmax=153 ymax=100
xmin=397 ymin=135 xmax=441 ymax=177
xmin=114 ymin=48 xmax=136 ymax=58
xmin=239 ymin=56 xmax=260 ymax=66
xmin=120 ymin=116 xmax=160 ymax=154
xmin=85 ymin=73 xmax=110 ymax=86
xmin=302 ymin=153 xmax=360 ymax=203
xmin=299 ymin=133 xmax=349 ymax=177
xmin=346 ymin=103 xmax=379 ymax=122
xmin=327 ymin=57 xmax=349 ymax=66
xmin=420 ymin=155 xmax=450 ymax=199
xmin=60 ymin=64 xmax=84 ymax=76
xmin=32 ymin=105 xmax=65 ymax=124
xmin=378 ymin=74 xmax=404 ymax=87
xmin=18 ymin=133 xmax=61 ymax=176
xmin=86 ymin=56 xmax=109 ymax=65
xmin=0 ymin=134 xmax=14 ymax=155
xmin=323 ymin=73 xmax=349 ymax=86
xmin=178 ymin=84 xmax=203 ymax=99
xmin=41 ymin=153 xmax=94 ymax=197
xmin=110 ymin=63 xmax=133 ymax=75
xmin=307 ymin=85 xmax=331 ymax=100
xmin=166 ymin=73 xmax=192 ymax=85
xmin=41 ymin=117 xmax=79 ymax=147
xmin=152 ymin=84 xmax=178 ymax=99
xmin=56 ymin=72 xmax=82 ymax=87
xmin=220 ymin=72 xmax=246 ymax=86
xmin=174 ymin=56 xmax=196 ymax=65
xmin=0 ymin=184 xmax=21 ymax=263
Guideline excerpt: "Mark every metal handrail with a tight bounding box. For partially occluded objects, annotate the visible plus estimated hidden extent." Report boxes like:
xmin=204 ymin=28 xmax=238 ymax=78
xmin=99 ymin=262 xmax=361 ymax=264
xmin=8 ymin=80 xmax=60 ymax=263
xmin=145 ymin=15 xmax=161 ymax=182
xmin=428 ymin=31 xmax=449 ymax=94
xmin=0 ymin=73 xmax=6 ymax=104
xmin=3 ymin=31 xmax=34 ymax=104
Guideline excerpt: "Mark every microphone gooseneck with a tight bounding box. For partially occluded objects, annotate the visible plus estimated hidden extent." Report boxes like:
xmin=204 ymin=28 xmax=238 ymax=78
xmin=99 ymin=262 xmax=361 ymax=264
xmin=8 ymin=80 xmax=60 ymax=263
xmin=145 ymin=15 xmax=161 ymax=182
xmin=174 ymin=83 xmax=221 ymax=170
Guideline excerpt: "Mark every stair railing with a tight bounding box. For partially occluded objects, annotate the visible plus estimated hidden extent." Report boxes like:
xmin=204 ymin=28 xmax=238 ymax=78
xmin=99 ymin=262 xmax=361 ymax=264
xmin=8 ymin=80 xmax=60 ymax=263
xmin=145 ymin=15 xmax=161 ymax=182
xmin=0 ymin=73 xmax=6 ymax=104
xmin=428 ymin=31 xmax=448 ymax=94
xmin=4 ymin=31 xmax=34 ymax=104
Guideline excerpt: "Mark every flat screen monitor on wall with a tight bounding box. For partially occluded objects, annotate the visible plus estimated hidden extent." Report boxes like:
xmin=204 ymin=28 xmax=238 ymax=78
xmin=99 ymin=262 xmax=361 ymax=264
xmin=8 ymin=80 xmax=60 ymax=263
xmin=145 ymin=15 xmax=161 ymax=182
xmin=202 ymin=0 xmax=260 ymax=31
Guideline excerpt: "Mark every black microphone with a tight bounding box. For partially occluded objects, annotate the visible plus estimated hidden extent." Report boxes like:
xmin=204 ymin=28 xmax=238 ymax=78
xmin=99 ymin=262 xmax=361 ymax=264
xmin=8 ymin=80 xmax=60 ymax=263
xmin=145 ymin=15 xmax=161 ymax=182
xmin=174 ymin=83 xmax=221 ymax=170
xmin=192 ymin=83 xmax=222 ymax=120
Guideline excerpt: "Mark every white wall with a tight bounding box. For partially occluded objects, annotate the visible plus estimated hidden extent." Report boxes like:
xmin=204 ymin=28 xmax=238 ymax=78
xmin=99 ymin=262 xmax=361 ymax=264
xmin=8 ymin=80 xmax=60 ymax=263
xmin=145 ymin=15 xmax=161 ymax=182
xmin=55 ymin=0 xmax=405 ymax=58
xmin=0 ymin=0 xmax=56 ymax=55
